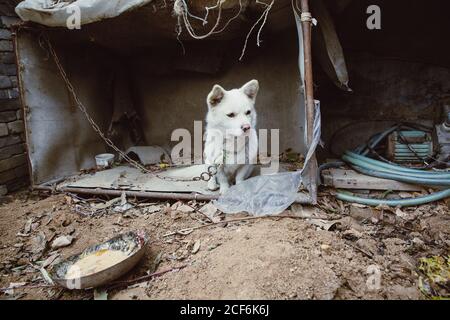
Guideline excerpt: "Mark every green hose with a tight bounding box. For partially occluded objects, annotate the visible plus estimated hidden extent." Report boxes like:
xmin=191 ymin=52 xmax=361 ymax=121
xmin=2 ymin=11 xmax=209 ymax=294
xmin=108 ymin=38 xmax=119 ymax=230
xmin=339 ymin=150 xmax=450 ymax=206
xmin=345 ymin=151 xmax=450 ymax=176
xmin=336 ymin=189 xmax=450 ymax=207
xmin=342 ymin=155 xmax=450 ymax=182
xmin=336 ymin=125 xmax=450 ymax=207
xmin=348 ymin=165 xmax=450 ymax=186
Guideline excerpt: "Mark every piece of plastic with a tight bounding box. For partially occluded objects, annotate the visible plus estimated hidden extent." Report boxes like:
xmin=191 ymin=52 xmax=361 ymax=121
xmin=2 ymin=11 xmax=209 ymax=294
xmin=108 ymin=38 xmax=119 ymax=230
xmin=215 ymin=102 xmax=321 ymax=216
xmin=312 ymin=0 xmax=352 ymax=92
xmin=15 ymin=0 xmax=152 ymax=27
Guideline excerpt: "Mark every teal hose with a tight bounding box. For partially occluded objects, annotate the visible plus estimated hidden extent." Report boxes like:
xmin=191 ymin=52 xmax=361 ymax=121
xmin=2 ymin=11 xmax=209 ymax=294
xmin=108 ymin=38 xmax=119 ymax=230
xmin=336 ymin=189 xmax=450 ymax=207
xmin=342 ymin=155 xmax=450 ymax=182
xmin=337 ymin=125 xmax=450 ymax=207
xmin=345 ymin=151 xmax=450 ymax=176
xmin=348 ymin=165 xmax=450 ymax=186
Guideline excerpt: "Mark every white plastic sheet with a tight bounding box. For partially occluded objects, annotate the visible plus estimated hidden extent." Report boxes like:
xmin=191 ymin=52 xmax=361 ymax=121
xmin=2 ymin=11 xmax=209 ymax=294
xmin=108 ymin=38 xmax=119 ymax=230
xmin=15 ymin=0 xmax=152 ymax=27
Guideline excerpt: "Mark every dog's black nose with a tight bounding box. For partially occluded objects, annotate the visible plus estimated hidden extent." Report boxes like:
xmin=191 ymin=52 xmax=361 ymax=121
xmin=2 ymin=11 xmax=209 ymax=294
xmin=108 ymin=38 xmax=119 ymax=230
xmin=242 ymin=124 xmax=251 ymax=132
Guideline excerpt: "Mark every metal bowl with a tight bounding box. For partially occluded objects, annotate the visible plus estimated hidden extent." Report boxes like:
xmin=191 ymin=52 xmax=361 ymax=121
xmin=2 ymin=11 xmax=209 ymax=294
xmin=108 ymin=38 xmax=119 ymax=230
xmin=50 ymin=230 xmax=148 ymax=289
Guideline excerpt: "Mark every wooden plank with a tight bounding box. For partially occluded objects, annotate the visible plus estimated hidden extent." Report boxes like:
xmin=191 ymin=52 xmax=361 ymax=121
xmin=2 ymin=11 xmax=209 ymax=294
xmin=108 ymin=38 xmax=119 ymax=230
xmin=322 ymin=168 xmax=423 ymax=191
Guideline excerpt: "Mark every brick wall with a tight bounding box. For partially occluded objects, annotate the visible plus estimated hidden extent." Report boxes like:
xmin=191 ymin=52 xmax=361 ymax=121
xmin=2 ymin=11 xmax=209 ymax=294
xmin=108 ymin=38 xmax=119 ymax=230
xmin=0 ymin=10 xmax=29 ymax=196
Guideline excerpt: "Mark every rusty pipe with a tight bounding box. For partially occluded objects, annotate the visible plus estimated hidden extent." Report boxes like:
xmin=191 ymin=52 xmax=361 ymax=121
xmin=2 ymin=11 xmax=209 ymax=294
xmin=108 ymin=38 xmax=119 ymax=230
xmin=300 ymin=0 xmax=318 ymax=204
xmin=33 ymin=185 xmax=313 ymax=204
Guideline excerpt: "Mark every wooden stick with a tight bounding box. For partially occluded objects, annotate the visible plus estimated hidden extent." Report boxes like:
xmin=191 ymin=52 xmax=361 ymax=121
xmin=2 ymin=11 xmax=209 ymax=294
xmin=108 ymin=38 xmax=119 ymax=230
xmin=162 ymin=214 xmax=333 ymax=237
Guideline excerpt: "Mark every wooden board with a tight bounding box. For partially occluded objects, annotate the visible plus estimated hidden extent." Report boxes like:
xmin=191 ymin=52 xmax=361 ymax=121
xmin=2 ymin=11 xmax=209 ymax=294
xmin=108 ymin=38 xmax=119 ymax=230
xmin=322 ymin=168 xmax=423 ymax=191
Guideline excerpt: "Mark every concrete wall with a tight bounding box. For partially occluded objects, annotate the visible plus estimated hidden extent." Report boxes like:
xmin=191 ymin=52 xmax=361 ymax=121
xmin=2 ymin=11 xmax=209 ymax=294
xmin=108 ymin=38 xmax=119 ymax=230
xmin=0 ymin=11 xmax=28 ymax=195
xmin=317 ymin=52 xmax=449 ymax=159
xmin=17 ymin=32 xmax=115 ymax=185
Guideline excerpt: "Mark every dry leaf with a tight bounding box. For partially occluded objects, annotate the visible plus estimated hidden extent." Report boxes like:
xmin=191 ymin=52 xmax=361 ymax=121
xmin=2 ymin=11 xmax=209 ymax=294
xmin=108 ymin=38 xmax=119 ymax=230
xmin=192 ymin=240 xmax=201 ymax=254
xmin=4 ymin=282 xmax=27 ymax=296
xmin=39 ymin=267 xmax=54 ymax=285
xmin=307 ymin=219 xmax=339 ymax=231
xmin=395 ymin=208 xmax=408 ymax=219
xmin=42 ymin=253 xmax=60 ymax=268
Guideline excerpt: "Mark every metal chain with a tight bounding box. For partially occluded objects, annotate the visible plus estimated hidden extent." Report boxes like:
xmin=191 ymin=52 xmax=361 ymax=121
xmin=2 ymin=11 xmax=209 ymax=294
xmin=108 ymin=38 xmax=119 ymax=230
xmin=157 ymin=165 xmax=218 ymax=182
xmin=43 ymin=35 xmax=152 ymax=174
xmin=44 ymin=34 xmax=215 ymax=182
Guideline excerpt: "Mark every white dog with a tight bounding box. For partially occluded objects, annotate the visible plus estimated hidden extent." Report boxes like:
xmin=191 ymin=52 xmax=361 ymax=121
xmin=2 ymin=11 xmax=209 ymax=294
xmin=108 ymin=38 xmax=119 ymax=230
xmin=204 ymin=79 xmax=259 ymax=193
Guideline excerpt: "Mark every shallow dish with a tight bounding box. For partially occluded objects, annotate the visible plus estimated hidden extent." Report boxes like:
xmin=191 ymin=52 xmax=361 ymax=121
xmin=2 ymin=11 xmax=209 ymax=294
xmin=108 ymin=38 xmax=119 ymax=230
xmin=50 ymin=230 xmax=148 ymax=289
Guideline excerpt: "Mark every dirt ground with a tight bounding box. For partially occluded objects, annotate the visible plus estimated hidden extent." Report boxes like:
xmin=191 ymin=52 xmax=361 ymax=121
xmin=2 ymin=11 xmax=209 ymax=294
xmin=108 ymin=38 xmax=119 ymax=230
xmin=0 ymin=189 xmax=448 ymax=300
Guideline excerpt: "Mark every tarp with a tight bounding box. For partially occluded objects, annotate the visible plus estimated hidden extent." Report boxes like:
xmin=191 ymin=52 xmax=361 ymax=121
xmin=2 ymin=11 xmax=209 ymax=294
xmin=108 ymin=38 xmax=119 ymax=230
xmin=15 ymin=0 xmax=152 ymax=27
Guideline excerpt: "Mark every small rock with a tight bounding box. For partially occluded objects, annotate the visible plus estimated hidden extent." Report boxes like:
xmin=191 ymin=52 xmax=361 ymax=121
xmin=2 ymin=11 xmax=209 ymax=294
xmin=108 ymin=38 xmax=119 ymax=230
xmin=142 ymin=205 xmax=161 ymax=214
xmin=51 ymin=235 xmax=74 ymax=249
xmin=342 ymin=228 xmax=363 ymax=240
xmin=355 ymin=238 xmax=378 ymax=256
xmin=0 ymin=185 xmax=7 ymax=196
xmin=349 ymin=206 xmax=374 ymax=221
xmin=412 ymin=237 xmax=425 ymax=248
xmin=398 ymin=192 xmax=413 ymax=199
xmin=62 ymin=217 xmax=72 ymax=227
xmin=177 ymin=204 xmax=194 ymax=213
xmin=66 ymin=226 xmax=76 ymax=235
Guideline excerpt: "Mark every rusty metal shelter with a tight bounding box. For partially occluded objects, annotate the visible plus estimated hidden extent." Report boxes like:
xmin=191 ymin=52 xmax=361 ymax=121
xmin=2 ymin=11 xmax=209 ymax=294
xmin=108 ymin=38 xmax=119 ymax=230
xmin=8 ymin=0 xmax=450 ymax=207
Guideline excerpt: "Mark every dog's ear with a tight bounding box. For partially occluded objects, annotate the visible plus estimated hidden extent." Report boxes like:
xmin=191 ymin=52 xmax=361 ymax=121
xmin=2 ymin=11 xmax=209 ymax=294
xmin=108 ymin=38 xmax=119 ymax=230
xmin=207 ymin=85 xmax=225 ymax=108
xmin=241 ymin=79 xmax=259 ymax=100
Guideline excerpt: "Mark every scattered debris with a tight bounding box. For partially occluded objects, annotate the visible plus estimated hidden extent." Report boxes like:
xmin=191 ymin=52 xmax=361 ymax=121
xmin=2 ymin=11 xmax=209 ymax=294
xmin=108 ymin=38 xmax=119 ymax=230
xmin=140 ymin=204 xmax=162 ymax=214
xmin=4 ymin=282 xmax=27 ymax=296
xmin=90 ymin=197 xmax=122 ymax=211
xmin=395 ymin=208 xmax=409 ymax=219
xmin=39 ymin=267 xmax=54 ymax=285
xmin=307 ymin=218 xmax=340 ymax=231
xmin=418 ymin=255 xmax=450 ymax=299
xmin=1 ymin=191 xmax=448 ymax=300
xmin=30 ymin=231 xmax=47 ymax=258
xmin=42 ymin=253 xmax=60 ymax=268
xmin=113 ymin=192 xmax=134 ymax=213
xmin=198 ymin=202 xmax=222 ymax=223
xmin=172 ymin=201 xmax=195 ymax=213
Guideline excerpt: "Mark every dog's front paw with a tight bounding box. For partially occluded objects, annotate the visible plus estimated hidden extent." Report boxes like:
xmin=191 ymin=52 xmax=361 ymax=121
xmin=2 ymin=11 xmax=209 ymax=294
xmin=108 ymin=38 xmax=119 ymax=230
xmin=207 ymin=178 xmax=219 ymax=191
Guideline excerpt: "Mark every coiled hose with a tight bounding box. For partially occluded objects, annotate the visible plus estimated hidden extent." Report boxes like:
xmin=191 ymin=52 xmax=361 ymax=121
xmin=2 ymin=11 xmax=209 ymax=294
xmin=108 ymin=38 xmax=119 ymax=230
xmin=332 ymin=125 xmax=450 ymax=207
xmin=337 ymin=188 xmax=450 ymax=207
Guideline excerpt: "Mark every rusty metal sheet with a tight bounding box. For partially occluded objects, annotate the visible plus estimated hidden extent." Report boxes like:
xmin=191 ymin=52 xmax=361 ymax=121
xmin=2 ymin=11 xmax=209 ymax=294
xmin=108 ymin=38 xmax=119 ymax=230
xmin=63 ymin=165 xmax=216 ymax=194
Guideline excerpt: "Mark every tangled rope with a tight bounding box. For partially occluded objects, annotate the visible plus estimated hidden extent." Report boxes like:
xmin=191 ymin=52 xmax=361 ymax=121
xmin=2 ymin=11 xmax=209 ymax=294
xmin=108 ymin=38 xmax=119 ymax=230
xmin=173 ymin=0 xmax=274 ymax=61
xmin=239 ymin=0 xmax=274 ymax=61
xmin=174 ymin=0 xmax=226 ymax=40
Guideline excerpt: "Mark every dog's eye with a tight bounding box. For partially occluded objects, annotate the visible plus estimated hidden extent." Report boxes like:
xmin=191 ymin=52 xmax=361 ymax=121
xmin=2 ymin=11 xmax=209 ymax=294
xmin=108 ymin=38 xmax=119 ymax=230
xmin=227 ymin=113 xmax=236 ymax=118
xmin=245 ymin=110 xmax=251 ymax=115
